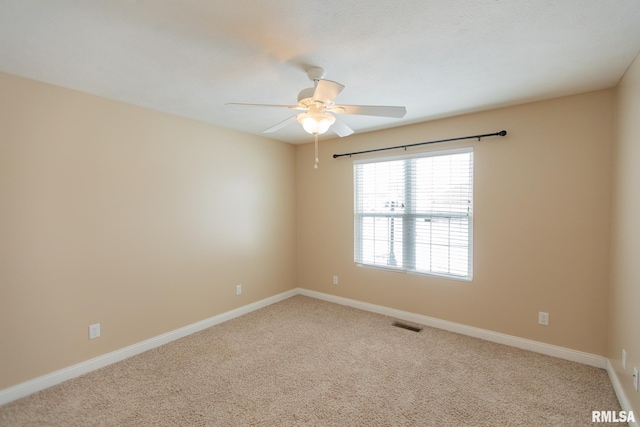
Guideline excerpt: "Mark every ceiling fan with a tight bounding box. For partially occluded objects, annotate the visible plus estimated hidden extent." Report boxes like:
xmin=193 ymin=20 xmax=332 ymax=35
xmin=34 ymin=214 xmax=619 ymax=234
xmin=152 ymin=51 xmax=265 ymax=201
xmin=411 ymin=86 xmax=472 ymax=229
xmin=228 ymin=67 xmax=407 ymax=168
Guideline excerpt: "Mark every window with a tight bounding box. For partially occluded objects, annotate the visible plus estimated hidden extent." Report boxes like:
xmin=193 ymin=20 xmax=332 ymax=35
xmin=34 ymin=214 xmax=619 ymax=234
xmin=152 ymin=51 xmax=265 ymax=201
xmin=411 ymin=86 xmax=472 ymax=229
xmin=354 ymin=147 xmax=473 ymax=280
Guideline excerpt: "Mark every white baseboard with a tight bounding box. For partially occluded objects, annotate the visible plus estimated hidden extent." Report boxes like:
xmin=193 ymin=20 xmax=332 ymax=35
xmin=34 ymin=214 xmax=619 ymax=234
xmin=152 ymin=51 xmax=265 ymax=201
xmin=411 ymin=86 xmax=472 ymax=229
xmin=297 ymin=288 xmax=608 ymax=369
xmin=0 ymin=288 xmax=297 ymax=406
xmin=0 ymin=286 xmax=612 ymax=408
xmin=606 ymin=359 xmax=639 ymax=427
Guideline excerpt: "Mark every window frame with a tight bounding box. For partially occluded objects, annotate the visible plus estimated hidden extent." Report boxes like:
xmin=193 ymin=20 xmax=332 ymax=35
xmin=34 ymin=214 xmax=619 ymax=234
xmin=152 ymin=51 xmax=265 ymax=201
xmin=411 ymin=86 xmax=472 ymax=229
xmin=353 ymin=147 xmax=474 ymax=281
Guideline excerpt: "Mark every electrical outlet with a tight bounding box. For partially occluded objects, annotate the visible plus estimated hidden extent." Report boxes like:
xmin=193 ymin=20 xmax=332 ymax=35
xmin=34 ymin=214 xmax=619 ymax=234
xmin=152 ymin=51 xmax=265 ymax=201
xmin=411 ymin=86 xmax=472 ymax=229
xmin=622 ymin=349 xmax=626 ymax=370
xmin=89 ymin=323 xmax=100 ymax=340
xmin=634 ymin=367 xmax=639 ymax=392
xmin=236 ymin=284 xmax=242 ymax=295
xmin=333 ymin=276 xmax=339 ymax=285
xmin=538 ymin=312 xmax=549 ymax=326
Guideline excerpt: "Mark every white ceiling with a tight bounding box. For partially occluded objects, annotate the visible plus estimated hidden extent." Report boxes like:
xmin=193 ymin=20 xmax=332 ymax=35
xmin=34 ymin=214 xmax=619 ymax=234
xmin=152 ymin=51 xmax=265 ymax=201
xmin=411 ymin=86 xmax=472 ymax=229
xmin=1 ymin=1 xmax=640 ymax=144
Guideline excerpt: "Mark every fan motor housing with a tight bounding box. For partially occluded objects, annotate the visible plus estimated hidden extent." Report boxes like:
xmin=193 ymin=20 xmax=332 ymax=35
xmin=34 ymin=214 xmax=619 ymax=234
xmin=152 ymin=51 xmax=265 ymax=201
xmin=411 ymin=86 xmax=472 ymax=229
xmin=297 ymin=87 xmax=315 ymax=104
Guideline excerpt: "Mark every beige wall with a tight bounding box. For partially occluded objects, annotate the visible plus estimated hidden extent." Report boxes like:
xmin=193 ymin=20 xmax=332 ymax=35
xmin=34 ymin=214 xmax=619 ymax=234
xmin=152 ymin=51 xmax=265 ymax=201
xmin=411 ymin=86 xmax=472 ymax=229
xmin=0 ymin=67 xmax=627 ymax=399
xmin=297 ymin=89 xmax=614 ymax=356
xmin=0 ymin=72 xmax=297 ymax=389
xmin=609 ymin=52 xmax=640 ymax=412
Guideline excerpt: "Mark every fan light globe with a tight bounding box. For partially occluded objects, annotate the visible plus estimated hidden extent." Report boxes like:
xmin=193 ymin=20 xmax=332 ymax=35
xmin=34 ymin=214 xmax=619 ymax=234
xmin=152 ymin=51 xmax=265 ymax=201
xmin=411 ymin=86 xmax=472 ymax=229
xmin=297 ymin=112 xmax=336 ymax=135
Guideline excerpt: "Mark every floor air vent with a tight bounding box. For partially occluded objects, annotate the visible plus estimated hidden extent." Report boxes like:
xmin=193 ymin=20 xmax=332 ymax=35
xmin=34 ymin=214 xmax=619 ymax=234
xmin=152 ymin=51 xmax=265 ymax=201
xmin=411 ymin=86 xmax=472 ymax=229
xmin=392 ymin=321 xmax=423 ymax=332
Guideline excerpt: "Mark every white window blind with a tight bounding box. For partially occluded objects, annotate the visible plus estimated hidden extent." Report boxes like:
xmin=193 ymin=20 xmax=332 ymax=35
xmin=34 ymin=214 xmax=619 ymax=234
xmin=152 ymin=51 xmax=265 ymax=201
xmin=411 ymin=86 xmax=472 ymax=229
xmin=354 ymin=147 xmax=473 ymax=280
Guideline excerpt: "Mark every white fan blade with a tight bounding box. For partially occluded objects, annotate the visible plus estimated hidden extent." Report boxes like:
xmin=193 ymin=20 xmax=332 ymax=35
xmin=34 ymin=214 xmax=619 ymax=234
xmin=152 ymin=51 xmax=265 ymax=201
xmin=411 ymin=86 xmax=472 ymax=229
xmin=312 ymin=80 xmax=344 ymax=105
xmin=331 ymin=118 xmax=354 ymax=137
xmin=227 ymin=103 xmax=303 ymax=110
xmin=329 ymin=104 xmax=407 ymax=118
xmin=263 ymin=115 xmax=298 ymax=133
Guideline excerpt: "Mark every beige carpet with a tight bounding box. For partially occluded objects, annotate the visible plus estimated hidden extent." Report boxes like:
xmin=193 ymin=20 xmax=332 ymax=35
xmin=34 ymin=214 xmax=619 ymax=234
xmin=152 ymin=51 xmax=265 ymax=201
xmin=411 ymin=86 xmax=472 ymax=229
xmin=0 ymin=295 xmax=622 ymax=426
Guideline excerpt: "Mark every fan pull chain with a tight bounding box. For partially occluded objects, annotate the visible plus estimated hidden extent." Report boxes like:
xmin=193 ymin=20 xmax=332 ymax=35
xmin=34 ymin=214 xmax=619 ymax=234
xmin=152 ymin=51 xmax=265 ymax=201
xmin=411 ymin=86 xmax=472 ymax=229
xmin=314 ymin=133 xmax=319 ymax=169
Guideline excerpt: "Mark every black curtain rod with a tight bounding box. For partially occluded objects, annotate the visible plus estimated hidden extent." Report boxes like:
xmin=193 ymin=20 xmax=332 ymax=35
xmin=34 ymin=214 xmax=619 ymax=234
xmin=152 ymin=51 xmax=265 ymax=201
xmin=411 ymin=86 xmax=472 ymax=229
xmin=332 ymin=130 xmax=507 ymax=159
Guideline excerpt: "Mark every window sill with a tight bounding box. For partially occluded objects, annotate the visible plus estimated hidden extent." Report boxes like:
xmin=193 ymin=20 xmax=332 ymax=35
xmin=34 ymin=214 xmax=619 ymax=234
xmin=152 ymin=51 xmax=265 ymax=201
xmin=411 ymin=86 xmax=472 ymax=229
xmin=355 ymin=263 xmax=473 ymax=282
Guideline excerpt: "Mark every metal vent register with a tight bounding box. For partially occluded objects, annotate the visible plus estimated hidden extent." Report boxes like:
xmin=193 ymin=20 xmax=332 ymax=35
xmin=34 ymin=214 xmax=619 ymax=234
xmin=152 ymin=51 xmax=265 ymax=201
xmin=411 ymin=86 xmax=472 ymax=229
xmin=392 ymin=321 xmax=423 ymax=333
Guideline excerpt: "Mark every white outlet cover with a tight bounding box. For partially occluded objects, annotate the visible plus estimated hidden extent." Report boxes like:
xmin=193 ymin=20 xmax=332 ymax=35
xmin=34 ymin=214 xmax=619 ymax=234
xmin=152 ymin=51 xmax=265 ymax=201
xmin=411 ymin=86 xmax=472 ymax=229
xmin=236 ymin=284 xmax=242 ymax=295
xmin=333 ymin=276 xmax=338 ymax=285
xmin=622 ymin=349 xmax=627 ymax=370
xmin=89 ymin=323 xmax=101 ymax=339
xmin=538 ymin=312 xmax=549 ymax=326
xmin=634 ymin=367 xmax=639 ymax=392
